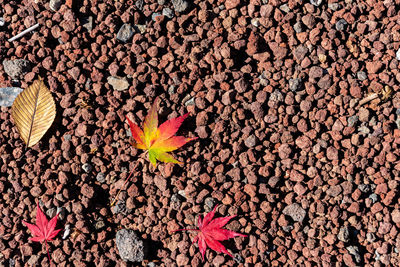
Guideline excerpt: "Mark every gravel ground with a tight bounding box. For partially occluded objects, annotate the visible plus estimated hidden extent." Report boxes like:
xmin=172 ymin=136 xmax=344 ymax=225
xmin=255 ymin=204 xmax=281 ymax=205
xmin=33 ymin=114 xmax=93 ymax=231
xmin=1 ymin=0 xmax=400 ymax=266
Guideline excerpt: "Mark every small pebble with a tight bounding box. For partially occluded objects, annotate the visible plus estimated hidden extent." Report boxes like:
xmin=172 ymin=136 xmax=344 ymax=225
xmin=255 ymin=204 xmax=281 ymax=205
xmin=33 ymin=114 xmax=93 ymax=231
xmin=358 ymin=184 xmax=370 ymax=193
xmin=162 ymin=8 xmax=174 ymax=19
xmin=170 ymin=194 xmax=182 ymax=210
xmin=204 ymin=197 xmax=216 ymax=211
xmin=49 ymin=0 xmax=63 ymax=11
xmin=251 ymin=18 xmax=260 ymax=27
xmin=134 ymin=24 xmax=146 ymax=34
xmin=336 ymin=19 xmax=348 ymax=31
xmin=259 ymin=72 xmax=269 ymax=86
xmin=310 ymin=0 xmax=322 ymax=6
xmin=293 ymin=22 xmax=303 ymax=33
xmin=279 ymin=4 xmax=290 ymax=13
xmin=269 ymin=90 xmax=283 ymax=102
xmin=135 ymin=0 xmax=144 ymax=10
xmin=108 ymin=76 xmax=130 ymax=91
xmin=347 ymin=246 xmax=361 ymax=263
xmin=96 ymin=173 xmax=106 ymax=183
xmin=283 ymin=203 xmax=306 ymax=222
xmin=338 ymin=226 xmax=350 ymax=242
xmin=62 ymin=224 xmax=71 ymax=239
xmin=184 ymin=97 xmax=195 ymax=106
xmin=151 ymin=13 xmax=162 ymax=21
xmin=56 ymin=207 xmax=66 ymax=220
xmin=328 ymin=3 xmax=340 ymax=10
xmin=396 ymin=117 xmax=400 ymax=129
xmin=358 ymin=125 xmax=370 ymax=135
xmin=3 ymin=59 xmax=30 ymax=79
xmin=366 ymin=232 xmax=376 ymax=242
xmin=357 ymin=71 xmax=367 ymax=81
xmin=112 ymin=200 xmax=127 ymax=214
xmin=116 ymin=229 xmax=146 ymax=262
xmin=0 ymin=87 xmax=23 ymax=107
xmin=289 ymin=78 xmax=302 ymax=91
xmin=172 ymin=0 xmax=189 ymax=13
xmin=82 ymin=16 xmax=93 ymax=32
xmin=244 ymin=134 xmax=257 ymax=148
xmin=46 ymin=208 xmax=57 ymax=218
xmin=116 ymin=24 xmax=134 ymax=42
xmin=95 ymin=220 xmax=105 ymax=230
xmin=347 ymin=116 xmax=359 ymax=127
xmin=82 ymin=163 xmax=93 ymax=173
xmin=369 ymin=193 xmax=378 ymax=203
xmin=234 ymin=254 xmax=244 ymax=263
xmin=178 ymin=190 xmax=186 ymax=198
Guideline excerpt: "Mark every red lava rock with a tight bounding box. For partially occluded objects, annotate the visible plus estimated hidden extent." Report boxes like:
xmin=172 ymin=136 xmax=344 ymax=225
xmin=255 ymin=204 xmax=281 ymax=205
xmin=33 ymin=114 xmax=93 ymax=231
xmin=81 ymin=184 xmax=95 ymax=198
xmin=300 ymin=99 xmax=312 ymax=112
xmin=244 ymin=184 xmax=257 ymax=198
xmin=225 ymin=0 xmax=240 ymax=10
xmin=282 ymin=203 xmax=306 ymax=222
xmin=68 ymin=66 xmax=80 ymax=81
xmin=154 ymin=175 xmax=167 ymax=192
xmin=358 ymin=107 xmax=370 ymax=122
xmin=309 ymin=66 xmax=323 ymax=79
xmin=302 ymin=14 xmax=316 ymax=29
xmin=347 ymin=202 xmax=359 ymax=213
xmin=246 ymin=32 xmax=260 ymax=56
xmin=42 ymin=56 xmax=54 ymax=70
xmin=269 ymin=42 xmax=288 ymax=60
xmin=391 ymin=209 xmax=400 ymax=224
xmin=278 ymin=143 xmax=292 ymax=159
xmin=295 ymin=136 xmax=312 ymax=150
xmin=176 ymin=254 xmax=189 ymax=265
xmin=366 ymin=61 xmax=382 ymax=74
xmin=371 ymin=202 xmax=383 ymax=213
xmin=326 ymin=146 xmax=339 ymax=161
xmin=212 ymin=255 xmax=225 ymax=266
xmin=75 ymin=123 xmax=87 ymax=137
xmin=234 ymin=78 xmax=248 ymax=93
xmin=343 ymin=253 xmax=356 ymax=266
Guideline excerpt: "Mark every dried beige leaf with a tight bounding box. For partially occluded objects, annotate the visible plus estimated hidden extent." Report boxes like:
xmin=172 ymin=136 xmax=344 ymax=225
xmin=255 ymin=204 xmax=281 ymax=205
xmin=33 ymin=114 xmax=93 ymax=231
xmin=11 ymin=79 xmax=56 ymax=147
xmin=380 ymin=85 xmax=392 ymax=102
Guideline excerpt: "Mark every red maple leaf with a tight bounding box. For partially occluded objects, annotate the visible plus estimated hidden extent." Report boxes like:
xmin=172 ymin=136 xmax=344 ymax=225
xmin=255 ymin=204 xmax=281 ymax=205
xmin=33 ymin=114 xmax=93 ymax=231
xmin=175 ymin=205 xmax=247 ymax=261
xmin=23 ymin=203 xmax=62 ymax=265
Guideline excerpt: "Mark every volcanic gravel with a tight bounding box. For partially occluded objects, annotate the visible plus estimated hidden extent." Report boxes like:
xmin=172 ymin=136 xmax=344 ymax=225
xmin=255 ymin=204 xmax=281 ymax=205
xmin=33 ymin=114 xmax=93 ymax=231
xmin=1 ymin=0 xmax=400 ymax=266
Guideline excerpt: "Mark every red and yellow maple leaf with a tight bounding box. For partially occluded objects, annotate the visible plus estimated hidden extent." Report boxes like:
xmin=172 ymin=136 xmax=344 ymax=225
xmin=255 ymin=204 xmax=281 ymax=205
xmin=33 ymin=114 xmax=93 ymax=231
xmin=23 ymin=203 xmax=62 ymax=265
xmin=126 ymin=97 xmax=197 ymax=167
xmin=175 ymin=205 xmax=247 ymax=261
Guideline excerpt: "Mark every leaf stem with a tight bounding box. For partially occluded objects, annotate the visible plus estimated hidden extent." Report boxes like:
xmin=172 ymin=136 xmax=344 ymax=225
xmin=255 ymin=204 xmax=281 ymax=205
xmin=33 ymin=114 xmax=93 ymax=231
xmin=110 ymin=167 xmax=135 ymax=207
xmin=45 ymin=240 xmax=51 ymax=266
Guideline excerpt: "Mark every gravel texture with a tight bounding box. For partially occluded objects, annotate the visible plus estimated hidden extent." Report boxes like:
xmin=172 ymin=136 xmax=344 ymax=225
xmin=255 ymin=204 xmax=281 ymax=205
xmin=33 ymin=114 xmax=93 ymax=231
xmin=1 ymin=0 xmax=400 ymax=266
